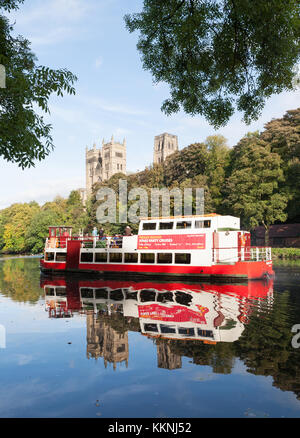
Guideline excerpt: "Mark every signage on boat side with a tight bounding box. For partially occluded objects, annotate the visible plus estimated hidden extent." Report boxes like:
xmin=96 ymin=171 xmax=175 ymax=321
xmin=137 ymin=234 xmax=206 ymax=250
xmin=138 ymin=304 xmax=209 ymax=324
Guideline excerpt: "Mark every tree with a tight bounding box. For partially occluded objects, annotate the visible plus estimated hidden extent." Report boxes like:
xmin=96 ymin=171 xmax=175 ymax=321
xmin=204 ymin=135 xmax=230 ymax=211
xmin=0 ymin=202 xmax=40 ymax=253
xmin=260 ymin=108 xmax=300 ymax=221
xmin=0 ymin=0 xmax=77 ymax=168
xmin=66 ymin=190 xmax=88 ymax=234
xmin=125 ymin=0 xmax=300 ymax=128
xmin=25 ymin=208 xmax=63 ymax=254
xmin=224 ymin=133 xmax=288 ymax=244
xmin=163 ymin=142 xmax=208 ymax=186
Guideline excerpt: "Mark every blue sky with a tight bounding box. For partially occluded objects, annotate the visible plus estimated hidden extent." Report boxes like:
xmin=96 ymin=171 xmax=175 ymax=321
xmin=0 ymin=0 xmax=299 ymax=209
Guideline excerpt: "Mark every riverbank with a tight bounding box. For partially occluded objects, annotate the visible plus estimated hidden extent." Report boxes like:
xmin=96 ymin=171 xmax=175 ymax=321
xmin=272 ymin=248 xmax=300 ymax=260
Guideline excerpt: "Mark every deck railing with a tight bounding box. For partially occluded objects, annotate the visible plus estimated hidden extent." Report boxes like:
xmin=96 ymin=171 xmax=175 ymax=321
xmin=45 ymin=235 xmax=124 ymax=250
xmin=213 ymin=246 xmax=272 ymax=263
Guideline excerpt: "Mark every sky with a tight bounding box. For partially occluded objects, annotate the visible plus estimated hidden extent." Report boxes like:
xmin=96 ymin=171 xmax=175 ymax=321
xmin=0 ymin=0 xmax=299 ymax=210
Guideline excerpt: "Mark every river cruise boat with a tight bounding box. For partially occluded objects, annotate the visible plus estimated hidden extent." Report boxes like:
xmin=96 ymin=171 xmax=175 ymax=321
xmin=40 ymin=214 xmax=274 ymax=281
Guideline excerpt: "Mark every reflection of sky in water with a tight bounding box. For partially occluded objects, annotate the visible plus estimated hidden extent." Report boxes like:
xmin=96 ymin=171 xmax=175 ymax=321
xmin=0 ymin=258 xmax=300 ymax=418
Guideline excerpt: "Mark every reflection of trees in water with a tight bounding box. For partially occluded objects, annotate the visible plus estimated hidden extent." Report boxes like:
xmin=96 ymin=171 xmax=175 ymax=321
xmin=152 ymin=289 xmax=300 ymax=399
xmin=235 ymin=290 xmax=300 ymax=400
xmin=0 ymin=258 xmax=41 ymax=303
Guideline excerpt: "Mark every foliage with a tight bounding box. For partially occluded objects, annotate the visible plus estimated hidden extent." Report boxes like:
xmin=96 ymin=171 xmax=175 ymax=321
xmin=260 ymin=108 xmax=300 ymax=221
xmin=0 ymin=1 xmax=77 ymax=168
xmin=272 ymin=247 xmax=300 ymax=260
xmin=125 ymin=0 xmax=300 ymax=128
xmin=224 ymin=132 xmax=288 ymax=240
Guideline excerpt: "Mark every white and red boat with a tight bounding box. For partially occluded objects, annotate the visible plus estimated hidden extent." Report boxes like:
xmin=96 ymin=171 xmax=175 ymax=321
xmin=40 ymin=214 xmax=274 ymax=281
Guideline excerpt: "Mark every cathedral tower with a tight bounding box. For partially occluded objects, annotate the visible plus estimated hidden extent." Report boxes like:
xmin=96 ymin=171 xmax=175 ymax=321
xmin=153 ymin=133 xmax=178 ymax=164
xmin=84 ymin=135 xmax=126 ymax=199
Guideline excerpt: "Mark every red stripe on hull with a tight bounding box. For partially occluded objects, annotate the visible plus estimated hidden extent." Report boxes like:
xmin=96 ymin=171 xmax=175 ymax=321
xmin=40 ymin=259 xmax=274 ymax=280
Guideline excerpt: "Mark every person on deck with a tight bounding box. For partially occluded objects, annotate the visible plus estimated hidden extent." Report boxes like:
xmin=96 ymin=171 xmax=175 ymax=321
xmin=124 ymin=226 xmax=132 ymax=236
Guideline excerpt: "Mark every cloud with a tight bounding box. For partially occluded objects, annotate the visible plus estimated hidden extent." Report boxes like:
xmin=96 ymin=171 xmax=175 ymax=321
xmin=79 ymin=95 xmax=148 ymax=116
xmin=0 ymin=177 xmax=84 ymax=209
xmin=8 ymin=0 xmax=93 ymax=46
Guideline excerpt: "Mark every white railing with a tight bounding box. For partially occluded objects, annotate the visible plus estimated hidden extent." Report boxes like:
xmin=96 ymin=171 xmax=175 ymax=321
xmin=213 ymin=247 xmax=272 ymax=263
xmin=45 ymin=235 xmax=124 ymax=250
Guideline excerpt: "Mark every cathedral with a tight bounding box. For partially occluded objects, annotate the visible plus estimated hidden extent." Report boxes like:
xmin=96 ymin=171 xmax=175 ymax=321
xmin=79 ymin=132 xmax=178 ymax=202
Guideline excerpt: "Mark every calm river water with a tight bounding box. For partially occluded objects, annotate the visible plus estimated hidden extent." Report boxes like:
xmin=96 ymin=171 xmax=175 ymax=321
xmin=0 ymin=256 xmax=300 ymax=418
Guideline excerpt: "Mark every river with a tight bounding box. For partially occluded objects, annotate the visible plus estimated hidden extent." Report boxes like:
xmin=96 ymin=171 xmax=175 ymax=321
xmin=0 ymin=256 xmax=300 ymax=418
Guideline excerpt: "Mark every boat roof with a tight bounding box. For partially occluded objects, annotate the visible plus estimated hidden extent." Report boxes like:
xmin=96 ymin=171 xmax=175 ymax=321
xmin=140 ymin=214 xmax=220 ymax=221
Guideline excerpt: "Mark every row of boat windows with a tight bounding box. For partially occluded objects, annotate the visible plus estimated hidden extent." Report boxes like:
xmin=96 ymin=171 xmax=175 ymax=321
xmin=142 ymin=220 xmax=211 ymax=230
xmin=143 ymin=323 xmax=213 ymax=338
xmin=80 ymin=252 xmax=191 ymax=264
xmin=45 ymin=287 xmax=193 ymax=306
xmin=45 ymin=252 xmax=191 ymax=264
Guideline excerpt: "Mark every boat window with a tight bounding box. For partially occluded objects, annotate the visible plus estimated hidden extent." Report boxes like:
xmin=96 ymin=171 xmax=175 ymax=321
xmin=175 ymin=253 xmax=191 ymax=264
xmin=176 ymin=221 xmax=192 ymax=229
xmin=45 ymin=287 xmax=55 ymax=296
xmin=50 ymin=229 xmax=56 ymax=237
xmin=142 ymin=222 xmax=157 ymax=230
xmin=157 ymin=253 xmax=172 ymax=264
xmin=55 ymin=252 xmax=66 ymax=262
xmin=81 ymin=288 xmax=94 ymax=298
xmin=175 ymin=291 xmax=192 ymax=305
xmin=144 ymin=323 xmax=158 ymax=332
xmin=157 ymin=292 xmax=174 ymax=303
xmin=55 ymin=287 xmax=66 ymax=297
xmin=95 ymin=288 xmax=108 ymax=299
xmin=178 ymin=327 xmax=195 ymax=336
xmin=110 ymin=289 xmax=124 ymax=301
xmin=109 ymin=253 xmax=122 ymax=263
xmin=141 ymin=253 xmax=155 ymax=263
xmin=95 ymin=252 xmax=107 ymax=263
xmin=124 ymin=253 xmax=138 ymax=263
xmin=125 ymin=291 xmax=137 ymax=300
xmin=195 ymin=220 xmax=211 ymax=228
xmin=197 ymin=329 xmax=214 ymax=338
xmin=140 ymin=289 xmax=156 ymax=302
xmin=45 ymin=252 xmax=55 ymax=261
xmin=159 ymin=222 xmax=174 ymax=230
xmin=160 ymin=324 xmax=176 ymax=334
xmin=81 ymin=252 xmax=93 ymax=263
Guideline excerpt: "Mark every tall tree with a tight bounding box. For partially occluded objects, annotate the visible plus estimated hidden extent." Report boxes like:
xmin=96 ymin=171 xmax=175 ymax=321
xmin=224 ymin=133 xmax=288 ymax=244
xmin=125 ymin=0 xmax=300 ymax=128
xmin=204 ymin=135 xmax=230 ymax=211
xmin=0 ymin=0 xmax=77 ymax=168
xmin=260 ymin=108 xmax=300 ymax=221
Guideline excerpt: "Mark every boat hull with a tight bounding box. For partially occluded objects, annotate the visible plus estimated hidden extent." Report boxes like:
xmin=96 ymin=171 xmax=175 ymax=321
xmin=40 ymin=259 xmax=274 ymax=281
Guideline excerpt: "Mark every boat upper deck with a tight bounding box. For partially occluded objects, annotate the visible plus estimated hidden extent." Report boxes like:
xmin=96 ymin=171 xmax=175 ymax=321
xmin=138 ymin=214 xmax=240 ymax=235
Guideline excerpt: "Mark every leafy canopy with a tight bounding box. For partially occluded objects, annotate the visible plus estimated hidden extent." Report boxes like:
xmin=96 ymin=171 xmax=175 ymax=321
xmin=0 ymin=0 xmax=77 ymax=168
xmin=125 ymin=0 xmax=300 ymax=128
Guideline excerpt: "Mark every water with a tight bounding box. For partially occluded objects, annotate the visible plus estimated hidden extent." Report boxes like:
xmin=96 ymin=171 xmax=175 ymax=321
xmin=0 ymin=256 xmax=300 ymax=418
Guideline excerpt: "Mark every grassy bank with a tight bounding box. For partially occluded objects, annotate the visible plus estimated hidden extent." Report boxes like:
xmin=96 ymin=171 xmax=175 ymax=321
xmin=272 ymin=248 xmax=300 ymax=260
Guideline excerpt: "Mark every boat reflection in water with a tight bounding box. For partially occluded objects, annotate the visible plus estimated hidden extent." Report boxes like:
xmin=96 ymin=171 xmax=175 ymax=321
xmin=41 ymin=276 xmax=273 ymax=371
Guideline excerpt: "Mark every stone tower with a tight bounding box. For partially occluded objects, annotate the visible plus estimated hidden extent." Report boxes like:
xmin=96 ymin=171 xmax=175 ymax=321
xmin=84 ymin=135 xmax=126 ymax=199
xmin=153 ymin=133 xmax=178 ymax=164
